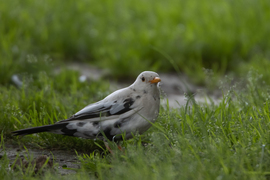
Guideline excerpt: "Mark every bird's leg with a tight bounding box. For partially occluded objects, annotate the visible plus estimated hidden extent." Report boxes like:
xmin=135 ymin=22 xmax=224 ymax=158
xmin=104 ymin=142 xmax=113 ymax=154
xmin=117 ymin=145 xmax=123 ymax=151
xmin=104 ymin=142 xmax=124 ymax=154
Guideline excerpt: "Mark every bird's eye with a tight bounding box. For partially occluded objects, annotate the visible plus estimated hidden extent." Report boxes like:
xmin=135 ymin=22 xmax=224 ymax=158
xmin=142 ymin=77 xmax=145 ymax=82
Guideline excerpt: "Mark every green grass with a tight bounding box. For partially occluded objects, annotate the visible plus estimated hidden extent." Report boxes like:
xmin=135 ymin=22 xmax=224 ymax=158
xmin=1 ymin=0 xmax=270 ymax=82
xmin=1 ymin=64 xmax=270 ymax=179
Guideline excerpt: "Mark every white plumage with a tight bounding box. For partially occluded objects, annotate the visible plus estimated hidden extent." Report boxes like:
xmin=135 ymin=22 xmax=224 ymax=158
xmin=13 ymin=71 xmax=161 ymax=141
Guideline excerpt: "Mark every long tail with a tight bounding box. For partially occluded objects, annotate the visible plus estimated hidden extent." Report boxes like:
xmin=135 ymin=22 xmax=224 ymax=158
xmin=12 ymin=123 xmax=69 ymax=136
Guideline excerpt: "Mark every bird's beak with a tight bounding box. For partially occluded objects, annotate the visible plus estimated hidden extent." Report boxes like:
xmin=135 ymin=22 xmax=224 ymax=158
xmin=149 ymin=77 xmax=161 ymax=84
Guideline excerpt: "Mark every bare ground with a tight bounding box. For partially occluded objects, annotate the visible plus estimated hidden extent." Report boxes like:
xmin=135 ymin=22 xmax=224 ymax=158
xmin=1 ymin=144 xmax=80 ymax=175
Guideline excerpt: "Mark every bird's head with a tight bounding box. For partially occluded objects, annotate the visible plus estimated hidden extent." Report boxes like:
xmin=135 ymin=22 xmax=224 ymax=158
xmin=132 ymin=71 xmax=161 ymax=91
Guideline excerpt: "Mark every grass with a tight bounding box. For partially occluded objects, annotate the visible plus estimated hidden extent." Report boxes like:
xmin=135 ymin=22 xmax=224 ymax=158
xmin=1 ymin=0 xmax=270 ymax=82
xmin=1 ymin=62 xmax=270 ymax=179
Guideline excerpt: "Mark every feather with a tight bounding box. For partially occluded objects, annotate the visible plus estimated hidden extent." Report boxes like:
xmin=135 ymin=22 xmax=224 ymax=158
xmin=12 ymin=123 xmax=68 ymax=136
xmin=58 ymin=97 xmax=135 ymax=123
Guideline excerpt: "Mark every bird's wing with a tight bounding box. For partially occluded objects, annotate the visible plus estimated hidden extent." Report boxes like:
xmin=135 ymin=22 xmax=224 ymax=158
xmin=57 ymin=97 xmax=136 ymax=123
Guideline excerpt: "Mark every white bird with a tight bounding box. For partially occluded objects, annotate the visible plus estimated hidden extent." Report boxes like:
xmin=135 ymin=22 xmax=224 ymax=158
xmin=12 ymin=71 xmax=161 ymax=142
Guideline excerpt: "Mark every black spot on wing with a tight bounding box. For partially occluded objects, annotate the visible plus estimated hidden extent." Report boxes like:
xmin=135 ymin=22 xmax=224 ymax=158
xmin=144 ymin=90 xmax=147 ymax=94
xmin=136 ymin=95 xmax=141 ymax=99
xmin=112 ymin=98 xmax=135 ymax=115
xmin=123 ymin=98 xmax=134 ymax=108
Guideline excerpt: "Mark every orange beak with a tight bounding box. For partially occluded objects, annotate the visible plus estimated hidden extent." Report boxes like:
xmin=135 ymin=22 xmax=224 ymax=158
xmin=149 ymin=77 xmax=161 ymax=84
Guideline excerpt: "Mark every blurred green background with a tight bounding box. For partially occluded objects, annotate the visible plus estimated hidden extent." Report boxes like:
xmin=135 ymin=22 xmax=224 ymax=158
xmin=1 ymin=0 xmax=270 ymax=84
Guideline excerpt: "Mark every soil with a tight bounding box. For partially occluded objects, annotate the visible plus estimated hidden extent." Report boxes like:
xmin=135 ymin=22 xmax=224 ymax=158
xmin=1 ymin=144 xmax=80 ymax=175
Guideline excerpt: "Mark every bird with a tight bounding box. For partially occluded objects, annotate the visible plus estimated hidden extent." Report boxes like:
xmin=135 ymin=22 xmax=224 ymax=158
xmin=12 ymin=71 xmax=161 ymax=143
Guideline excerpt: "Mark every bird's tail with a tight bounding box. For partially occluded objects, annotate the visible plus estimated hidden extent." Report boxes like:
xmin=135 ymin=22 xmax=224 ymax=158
xmin=12 ymin=123 xmax=69 ymax=136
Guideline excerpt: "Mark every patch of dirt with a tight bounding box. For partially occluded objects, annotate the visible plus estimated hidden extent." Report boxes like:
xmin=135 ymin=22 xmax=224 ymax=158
xmin=159 ymin=73 xmax=222 ymax=107
xmin=1 ymin=144 xmax=80 ymax=175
